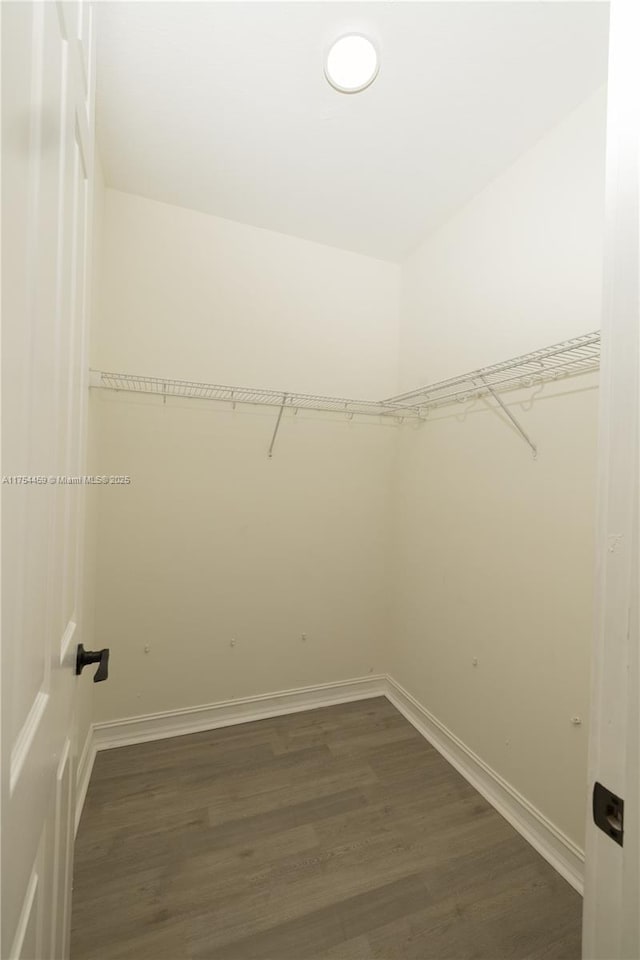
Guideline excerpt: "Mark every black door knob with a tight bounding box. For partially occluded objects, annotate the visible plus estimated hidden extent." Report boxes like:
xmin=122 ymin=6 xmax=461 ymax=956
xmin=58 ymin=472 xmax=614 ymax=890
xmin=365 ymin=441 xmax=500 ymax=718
xmin=76 ymin=643 xmax=110 ymax=682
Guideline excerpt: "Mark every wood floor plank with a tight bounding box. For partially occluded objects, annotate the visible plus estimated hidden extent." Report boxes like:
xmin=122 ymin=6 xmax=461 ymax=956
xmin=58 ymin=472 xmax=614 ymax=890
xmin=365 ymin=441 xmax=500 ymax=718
xmin=206 ymin=763 xmax=378 ymax=825
xmin=162 ymin=824 xmax=321 ymax=921
xmin=366 ymin=839 xmax=569 ymax=959
xmin=200 ymin=788 xmax=368 ymax=852
xmin=71 ymin=698 xmax=581 ymax=960
xmin=308 ymin=935 xmax=373 ymax=960
xmin=181 ymin=805 xmax=515 ymax=948
xmin=191 ymin=870 xmax=433 ymax=960
xmin=90 ymin=736 xmax=275 ymax=782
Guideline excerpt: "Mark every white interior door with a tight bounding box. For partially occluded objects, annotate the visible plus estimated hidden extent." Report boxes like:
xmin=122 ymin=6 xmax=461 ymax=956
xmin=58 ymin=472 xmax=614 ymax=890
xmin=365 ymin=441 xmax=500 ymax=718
xmin=583 ymin=1 xmax=640 ymax=958
xmin=1 ymin=2 xmax=95 ymax=958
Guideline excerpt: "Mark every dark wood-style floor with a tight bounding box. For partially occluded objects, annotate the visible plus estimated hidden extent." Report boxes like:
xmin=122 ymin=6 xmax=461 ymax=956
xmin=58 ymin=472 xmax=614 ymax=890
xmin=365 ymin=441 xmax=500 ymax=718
xmin=71 ymin=698 xmax=581 ymax=959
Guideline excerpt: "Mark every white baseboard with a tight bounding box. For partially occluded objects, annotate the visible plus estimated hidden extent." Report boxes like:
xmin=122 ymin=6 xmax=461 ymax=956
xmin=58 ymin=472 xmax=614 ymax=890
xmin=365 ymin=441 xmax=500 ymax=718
xmin=92 ymin=674 xmax=387 ymax=752
xmin=75 ymin=726 xmax=96 ymax=836
xmin=385 ymin=675 xmax=585 ymax=894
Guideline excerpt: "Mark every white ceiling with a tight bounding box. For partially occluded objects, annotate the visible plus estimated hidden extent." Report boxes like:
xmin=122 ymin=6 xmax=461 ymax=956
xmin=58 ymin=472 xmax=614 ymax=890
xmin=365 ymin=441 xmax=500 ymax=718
xmin=96 ymin=2 xmax=609 ymax=262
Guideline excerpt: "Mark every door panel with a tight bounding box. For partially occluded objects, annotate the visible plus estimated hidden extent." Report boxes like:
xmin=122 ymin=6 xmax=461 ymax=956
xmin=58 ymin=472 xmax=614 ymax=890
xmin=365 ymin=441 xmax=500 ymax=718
xmin=11 ymin=860 xmax=43 ymax=960
xmin=1 ymin=2 xmax=95 ymax=957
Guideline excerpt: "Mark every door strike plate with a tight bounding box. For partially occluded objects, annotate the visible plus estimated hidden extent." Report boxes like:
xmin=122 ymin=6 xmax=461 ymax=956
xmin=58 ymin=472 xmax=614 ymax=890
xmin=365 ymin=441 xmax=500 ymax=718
xmin=593 ymin=781 xmax=624 ymax=847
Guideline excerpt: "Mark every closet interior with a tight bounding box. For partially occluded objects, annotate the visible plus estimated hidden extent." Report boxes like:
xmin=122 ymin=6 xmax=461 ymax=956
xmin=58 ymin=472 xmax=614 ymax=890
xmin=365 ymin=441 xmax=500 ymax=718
xmin=81 ymin=0 xmax=609 ymax=885
xmin=4 ymin=0 xmax=617 ymax=957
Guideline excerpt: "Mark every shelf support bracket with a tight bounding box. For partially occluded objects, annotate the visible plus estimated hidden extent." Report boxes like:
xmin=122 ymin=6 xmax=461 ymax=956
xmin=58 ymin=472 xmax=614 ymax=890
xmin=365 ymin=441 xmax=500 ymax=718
xmin=479 ymin=377 xmax=537 ymax=459
xmin=267 ymin=394 xmax=288 ymax=459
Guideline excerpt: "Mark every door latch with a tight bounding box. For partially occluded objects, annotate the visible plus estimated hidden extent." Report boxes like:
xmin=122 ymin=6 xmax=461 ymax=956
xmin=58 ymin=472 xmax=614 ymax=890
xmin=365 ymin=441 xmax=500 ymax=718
xmin=593 ymin=781 xmax=624 ymax=847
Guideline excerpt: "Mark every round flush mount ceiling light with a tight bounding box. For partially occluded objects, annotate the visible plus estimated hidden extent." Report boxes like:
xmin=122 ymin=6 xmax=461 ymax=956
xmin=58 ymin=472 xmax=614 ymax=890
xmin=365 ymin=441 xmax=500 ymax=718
xmin=325 ymin=34 xmax=379 ymax=93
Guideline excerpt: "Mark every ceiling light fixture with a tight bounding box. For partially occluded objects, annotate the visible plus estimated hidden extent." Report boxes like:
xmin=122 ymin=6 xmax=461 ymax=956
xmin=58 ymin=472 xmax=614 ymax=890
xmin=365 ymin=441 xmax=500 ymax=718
xmin=325 ymin=34 xmax=379 ymax=94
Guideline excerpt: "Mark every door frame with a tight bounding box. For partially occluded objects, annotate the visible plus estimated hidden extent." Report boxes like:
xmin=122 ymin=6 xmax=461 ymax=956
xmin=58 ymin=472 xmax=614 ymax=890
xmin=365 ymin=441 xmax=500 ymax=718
xmin=582 ymin=0 xmax=640 ymax=957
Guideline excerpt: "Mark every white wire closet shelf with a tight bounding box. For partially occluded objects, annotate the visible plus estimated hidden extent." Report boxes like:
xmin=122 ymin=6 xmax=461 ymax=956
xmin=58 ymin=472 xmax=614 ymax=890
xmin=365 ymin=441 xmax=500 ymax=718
xmin=90 ymin=331 xmax=600 ymax=418
xmin=384 ymin=331 xmax=601 ymax=413
xmin=89 ymin=371 xmax=411 ymax=418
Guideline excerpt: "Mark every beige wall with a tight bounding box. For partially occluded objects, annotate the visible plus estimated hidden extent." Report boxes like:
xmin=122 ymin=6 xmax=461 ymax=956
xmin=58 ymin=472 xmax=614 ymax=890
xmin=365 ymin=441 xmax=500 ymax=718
xmin=390 ymin=89 xmax=606 ymax=849
xmin=89 ymin=191 xmax=398 ymax=722
xmin=90 ymin=395 xmax=394 ymax=721
xmin=399 ymin=89 xmax=606 ymax=390
xmin=93 ymin=189 xmax=400 ymax=398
